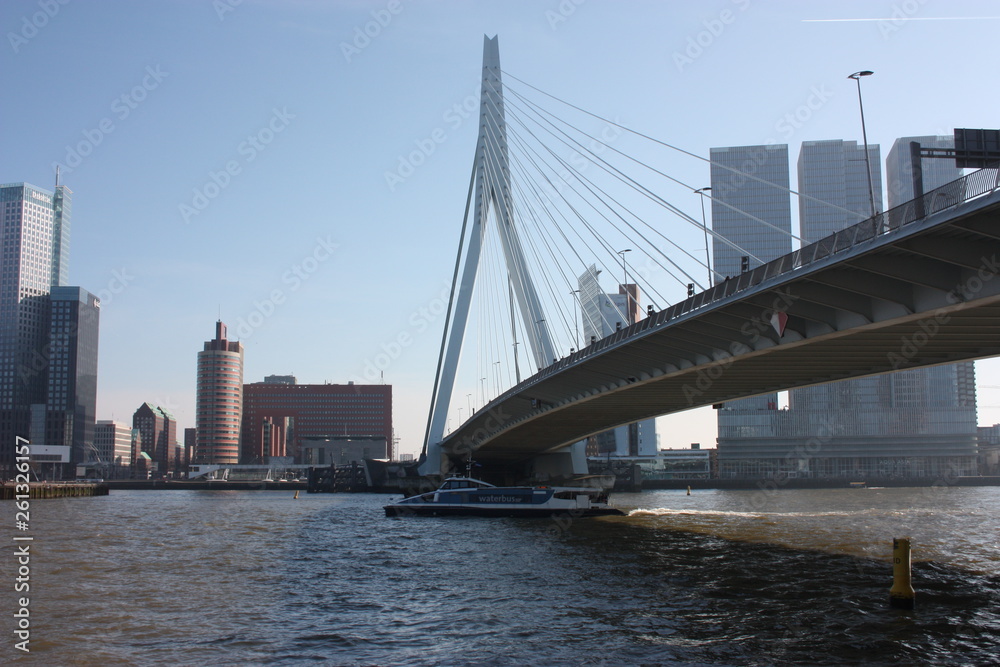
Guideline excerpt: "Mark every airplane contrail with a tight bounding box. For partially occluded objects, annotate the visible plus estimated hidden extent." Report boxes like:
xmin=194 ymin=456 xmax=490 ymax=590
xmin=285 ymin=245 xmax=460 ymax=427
xmin=804 ymin=17 xmax=1000 ymax=22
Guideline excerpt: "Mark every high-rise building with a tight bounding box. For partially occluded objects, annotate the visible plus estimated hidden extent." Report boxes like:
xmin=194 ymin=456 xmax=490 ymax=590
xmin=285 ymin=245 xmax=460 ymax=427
xmin=792 ymin=138 xmax=976 ymax=479
xmin=44 ymin=286 xmax=100 ymax=466
xmin=132 ymin=402 xmax=178 ymax=476
xmin=241 ymin=379 xmax=392 ymax=463
xmin=195 ymin=321 xmax=244 ymax=465
xmin=717 ymin=138 xmax=977 ymax=479
xmin=183 ymin=427 xmax=197 ymax=467
xmin=95 ymin=420 xmax=134 ymax=477
xmin=885 ymin=135 xmax=963 ymax=208
xmin=577 ymin=265 xmax=656 ymax=457
xmin=789 ymin=140 xmax=883 ymax=423
xmin=709 ymin=144 xmax=793 ymax=280
xmin=709 ymin=145 xmax=793 ymax=458
xmin=0 ymin=180 xmax=73 ymax=476
xmin=796 ymin=139 xmax=882 ymax=239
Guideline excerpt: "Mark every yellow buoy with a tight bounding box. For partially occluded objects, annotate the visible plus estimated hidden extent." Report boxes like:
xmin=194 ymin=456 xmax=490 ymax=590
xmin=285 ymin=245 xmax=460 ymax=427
xmin=686 ymin=486 xmax=691 ymax=496
xmin=294 ymin=490 xmax=299 ymax=499
xmin=889 ymin=537 xmax=915 ymax=609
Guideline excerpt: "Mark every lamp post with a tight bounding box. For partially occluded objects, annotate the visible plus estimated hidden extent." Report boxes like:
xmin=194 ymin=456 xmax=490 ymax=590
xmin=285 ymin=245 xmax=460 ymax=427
xmin=617 ymin=248 xmax=632 ymax=324
xmin=848 ymin=70 xmax=878 ymax=219
xmin=694 ymin=187 xmax=713 ymax=285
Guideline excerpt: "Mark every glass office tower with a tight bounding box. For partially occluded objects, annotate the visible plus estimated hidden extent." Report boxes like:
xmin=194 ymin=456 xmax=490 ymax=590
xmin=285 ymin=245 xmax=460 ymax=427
xmin=709 ymin=145 xmax=793 ymax=464
xmin=44 ymin=286 xmax=100 ymax=466
xmin=719 ymin=139 xmax=978 ymax=479
xmin=0 ymin=181 xmax=72 ymax=476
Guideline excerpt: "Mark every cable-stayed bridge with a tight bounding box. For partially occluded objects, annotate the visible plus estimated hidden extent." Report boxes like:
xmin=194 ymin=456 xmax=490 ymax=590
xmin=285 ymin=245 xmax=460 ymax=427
xmin=419 ymin=36 xmax=1000 ymax=482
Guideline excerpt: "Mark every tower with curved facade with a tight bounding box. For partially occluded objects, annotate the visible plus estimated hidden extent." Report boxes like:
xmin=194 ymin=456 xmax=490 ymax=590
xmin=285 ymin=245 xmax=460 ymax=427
xmin=195 ymin=320 xmax=244 ymax=465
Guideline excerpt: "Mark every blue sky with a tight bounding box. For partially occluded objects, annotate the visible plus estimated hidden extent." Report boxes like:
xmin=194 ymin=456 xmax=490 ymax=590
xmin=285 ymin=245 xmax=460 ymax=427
xmin=4 ymin=0 xmax=1000 ymax=457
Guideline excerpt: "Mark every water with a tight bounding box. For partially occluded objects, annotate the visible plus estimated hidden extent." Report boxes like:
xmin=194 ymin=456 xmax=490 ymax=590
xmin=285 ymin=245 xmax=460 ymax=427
xmin=2 ymin=486 xmax=998 ymax=665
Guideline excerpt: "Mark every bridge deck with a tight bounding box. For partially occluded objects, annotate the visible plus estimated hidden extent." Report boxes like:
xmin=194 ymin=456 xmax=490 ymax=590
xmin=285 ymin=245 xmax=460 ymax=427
xmin=443 ymin=175 xmax=1000 ymax=463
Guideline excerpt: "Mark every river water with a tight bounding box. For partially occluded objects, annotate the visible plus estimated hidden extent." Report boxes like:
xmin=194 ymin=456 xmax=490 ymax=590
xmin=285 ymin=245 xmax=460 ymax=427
xmin=2 ymin=486 xmax=998 ymax=666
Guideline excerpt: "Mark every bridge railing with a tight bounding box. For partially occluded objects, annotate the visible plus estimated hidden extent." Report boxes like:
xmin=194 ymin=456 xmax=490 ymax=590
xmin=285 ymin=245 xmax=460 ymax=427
xmin=668 ymin=163 xmax=1000 ymax=321
xmin=520 ymin=165 xmax=1000 ymax=391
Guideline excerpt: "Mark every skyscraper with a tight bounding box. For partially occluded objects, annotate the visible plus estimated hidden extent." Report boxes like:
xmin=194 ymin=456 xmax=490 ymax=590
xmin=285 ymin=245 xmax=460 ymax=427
xmin=43 ymin=286 xmax=100 ymax=466
xmin=709 ymin=145 xmax=793 ymax=460
xmin=885 ymin=135 xmax=963 ymax=208
xmin=789 ymin=140 xmax=883 ymax=420
xmin=709 ymin=144 xmax=793 ymax=280
xmin=719 ymin=137 xmax=979 ymax=479
xmin=0 ymin=180 xmax=72 ymax=476
xmin=796 ymin=139 xmax=882 ymax=239
xmin=195 ymin=321 xmax=244 ymax=465
xmin=577 ymin=265 xmax=656 ymax=457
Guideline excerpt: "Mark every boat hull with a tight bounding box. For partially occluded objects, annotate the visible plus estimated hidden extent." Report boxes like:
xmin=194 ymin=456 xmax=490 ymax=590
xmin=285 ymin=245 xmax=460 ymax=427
xmin=383 ymin=477 xmax=624 ymax=518
xmin=384 ymin=504 xmax=624 ymax=518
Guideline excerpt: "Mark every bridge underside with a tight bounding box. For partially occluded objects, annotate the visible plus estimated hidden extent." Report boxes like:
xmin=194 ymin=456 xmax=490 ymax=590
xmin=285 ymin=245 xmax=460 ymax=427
xmin=442 ymin=189 xmax=1000 ymax=468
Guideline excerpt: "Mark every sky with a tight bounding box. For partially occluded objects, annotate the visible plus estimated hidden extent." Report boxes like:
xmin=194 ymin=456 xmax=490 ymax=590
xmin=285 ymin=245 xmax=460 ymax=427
xmin=4 ymin=0 xmax=1000 ymax=458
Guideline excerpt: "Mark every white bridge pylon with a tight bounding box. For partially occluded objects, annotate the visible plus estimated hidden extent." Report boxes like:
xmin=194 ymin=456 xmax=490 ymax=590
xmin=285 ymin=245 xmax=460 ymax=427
xmin=422 ymin=36 xmax=558 ymax=474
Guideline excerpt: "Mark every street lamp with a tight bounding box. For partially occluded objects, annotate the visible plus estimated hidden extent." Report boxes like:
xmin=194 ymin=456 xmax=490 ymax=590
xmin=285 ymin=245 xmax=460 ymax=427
xmin=617 ymin=248 xmax=632 ymax=324
xmin=694 ymin=187 xmax=713 ymax=285
xmin=848 ymin=70 xmax=878 ymax=219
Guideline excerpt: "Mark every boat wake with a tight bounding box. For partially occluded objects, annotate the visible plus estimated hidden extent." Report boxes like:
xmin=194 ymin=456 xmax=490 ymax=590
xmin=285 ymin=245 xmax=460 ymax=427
xmin=628 ymin=507 xmax=886 ymax=519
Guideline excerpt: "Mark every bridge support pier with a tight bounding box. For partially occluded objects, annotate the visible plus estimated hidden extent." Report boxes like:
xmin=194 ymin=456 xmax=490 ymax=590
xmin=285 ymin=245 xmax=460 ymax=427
xmin=527 ymin=441 xmax=590 ymax=483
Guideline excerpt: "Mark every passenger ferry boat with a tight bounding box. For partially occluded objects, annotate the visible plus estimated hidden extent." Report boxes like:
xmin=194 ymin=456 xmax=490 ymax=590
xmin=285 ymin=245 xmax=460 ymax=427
xmin=384 ymin=476 xmax=624 ymax=518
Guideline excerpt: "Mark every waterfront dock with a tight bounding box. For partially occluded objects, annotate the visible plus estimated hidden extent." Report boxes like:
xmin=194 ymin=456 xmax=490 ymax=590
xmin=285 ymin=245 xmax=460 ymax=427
xmin=1 ymin=482 xmax=109 ymax=500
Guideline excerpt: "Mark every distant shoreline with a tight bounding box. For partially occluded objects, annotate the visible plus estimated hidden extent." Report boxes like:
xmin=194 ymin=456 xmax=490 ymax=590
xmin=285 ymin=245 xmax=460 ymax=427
xmin=6 ymin=476 xmax=996 ymax=496
xmin=641 ymin=476 xmax=1000 ymax=491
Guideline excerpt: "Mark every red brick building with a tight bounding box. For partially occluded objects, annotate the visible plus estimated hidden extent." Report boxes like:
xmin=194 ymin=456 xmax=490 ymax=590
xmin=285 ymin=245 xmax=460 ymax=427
xmin=241 ymin=380 xmax=392 ymax=463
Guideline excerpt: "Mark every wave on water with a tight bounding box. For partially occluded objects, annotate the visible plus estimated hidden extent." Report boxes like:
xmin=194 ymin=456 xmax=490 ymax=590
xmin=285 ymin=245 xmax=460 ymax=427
xmin=628 ymin=507 xmax=889 ymax=519
xmin=629 ymin=507 xmax=766 ymax=519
